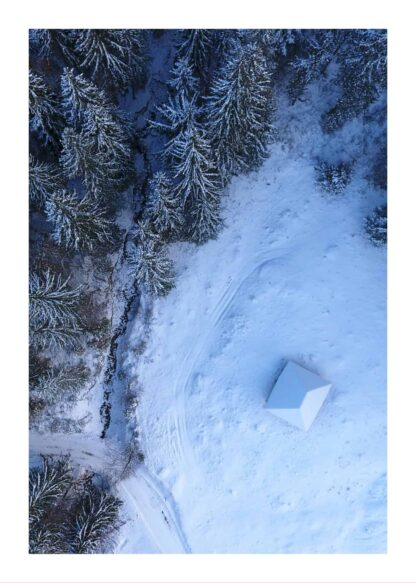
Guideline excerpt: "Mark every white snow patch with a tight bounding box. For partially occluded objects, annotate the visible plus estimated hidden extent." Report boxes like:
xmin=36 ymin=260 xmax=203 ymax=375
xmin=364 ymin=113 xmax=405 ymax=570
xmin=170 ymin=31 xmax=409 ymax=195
xmin=127 ymin=89 xmax=386 ymax=553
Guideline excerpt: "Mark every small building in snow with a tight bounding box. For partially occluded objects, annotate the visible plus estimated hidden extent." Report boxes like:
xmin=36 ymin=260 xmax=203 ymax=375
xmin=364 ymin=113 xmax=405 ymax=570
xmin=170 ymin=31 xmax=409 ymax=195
xmin=265 ymin=361 xmax=331 ymax=431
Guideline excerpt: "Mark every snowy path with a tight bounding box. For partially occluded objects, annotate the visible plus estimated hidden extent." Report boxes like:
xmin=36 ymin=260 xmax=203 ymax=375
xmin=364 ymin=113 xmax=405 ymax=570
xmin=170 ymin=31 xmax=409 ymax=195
xmin=119 ymin=471 xmax=190 ymax=553
xmin=29 ymin=431 xmax=190 ymax=554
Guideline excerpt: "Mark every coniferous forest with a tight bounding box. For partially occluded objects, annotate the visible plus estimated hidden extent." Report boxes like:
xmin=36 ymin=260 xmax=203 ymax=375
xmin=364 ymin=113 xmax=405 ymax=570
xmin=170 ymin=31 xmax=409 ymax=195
xmin=29 ymin=29 xmax=387 ymax=554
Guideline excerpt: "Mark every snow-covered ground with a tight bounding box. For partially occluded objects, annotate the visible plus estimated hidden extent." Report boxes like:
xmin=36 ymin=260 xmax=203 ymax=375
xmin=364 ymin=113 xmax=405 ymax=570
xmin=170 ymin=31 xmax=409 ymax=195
xmin=120 ymin=85 xmax=387 ymax=553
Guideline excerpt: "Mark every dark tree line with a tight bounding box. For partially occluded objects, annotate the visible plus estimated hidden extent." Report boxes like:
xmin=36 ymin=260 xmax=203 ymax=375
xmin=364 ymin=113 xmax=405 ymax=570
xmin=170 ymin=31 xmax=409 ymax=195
xmin=29 ymin=457 xmax=122 ymax=554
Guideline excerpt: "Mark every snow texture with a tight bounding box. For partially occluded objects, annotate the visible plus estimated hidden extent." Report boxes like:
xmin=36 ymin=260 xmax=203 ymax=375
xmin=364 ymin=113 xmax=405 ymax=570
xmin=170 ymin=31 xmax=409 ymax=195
xmin=122 ymin=83 xmax=387 ymax=553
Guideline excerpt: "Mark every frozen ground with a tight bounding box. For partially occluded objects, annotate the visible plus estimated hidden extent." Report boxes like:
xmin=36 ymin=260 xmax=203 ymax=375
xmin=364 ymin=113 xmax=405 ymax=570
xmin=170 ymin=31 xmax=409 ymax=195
xmin=120 ymin=85 xmax=387 ymax=553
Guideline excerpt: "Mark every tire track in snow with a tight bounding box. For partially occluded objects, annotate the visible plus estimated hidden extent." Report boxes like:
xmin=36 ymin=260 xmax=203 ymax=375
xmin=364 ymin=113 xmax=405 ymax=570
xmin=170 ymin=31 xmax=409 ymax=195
xmin=166 ymin=216 xmax=326 ymax=469
xmin=119 ymin=469 xmax=191 ymax=553
xmin=168 ymin=249 xmax=284 ymax=469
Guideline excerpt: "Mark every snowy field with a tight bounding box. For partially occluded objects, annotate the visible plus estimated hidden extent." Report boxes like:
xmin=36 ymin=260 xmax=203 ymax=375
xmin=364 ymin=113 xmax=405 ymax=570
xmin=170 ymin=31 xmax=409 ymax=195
xmin=119 ymin=88 xmax=387 ymax=553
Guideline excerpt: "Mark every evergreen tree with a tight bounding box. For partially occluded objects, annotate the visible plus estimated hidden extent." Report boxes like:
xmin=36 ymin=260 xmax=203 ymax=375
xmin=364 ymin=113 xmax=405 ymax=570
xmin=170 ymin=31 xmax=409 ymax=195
xmin=238 ymin=29 xmax=301 ymax=65
xmin=30 ymin=363 xmax=89 ymax=407
xmin=29 ymin=29 xmax=78 ymax=65
xmin=44 ymin=189 xmax=113 ymax=250
xmin=365 ymin=204 xmax=387 ymax=246
xmin=168 ymin=57 xmax=198 ymax=100
xmin=206 ymin=41 xmax=273 ymax=182
xmin=29 ymin=459 xmax=123 ymax=554
xmin=145 ymin=172 xmax=184 ymax=238
xmin=29 ymin=155 xmax=64 ymax=203
xmin=322 ymin=30 xmax=387 ymax=133
xmin=60 ymin=70 xmax=135 ymax=195
xmin=69 ymin=484 xmax=122 ymax=553
xmin=150 ymin=93 xmax=199 ymax=162
xmin=29 ymin=270 xmax=82 ymax=327
xmin=177 ymin=29 xmax=215 ymax=77
xmin=73 ymin=29 xmax=148 ymax=94
xmin=29 ymin=269 xmax=83 ymax=350
xmin=127 ymin=228 xmax=175 ymax=296
xmin=286 ymin=30 xmax=348 ymax=103
xmin=172 ymin=125 xmax=222 ymax=243
xmin=29 ymin=457 xmax=72 ymax=525
xmin=61 ymin=68 xmax=109 ymax=126
xmin=29 ymin=71 xmax=62 ymax=146
xmin=29 ymin=522 xmax=66 ymax=554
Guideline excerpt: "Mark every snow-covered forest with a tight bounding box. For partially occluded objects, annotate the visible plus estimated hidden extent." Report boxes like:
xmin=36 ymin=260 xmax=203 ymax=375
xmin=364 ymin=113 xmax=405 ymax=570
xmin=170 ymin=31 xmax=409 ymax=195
xmin=29 ymin=28 xmax=387 ymax=553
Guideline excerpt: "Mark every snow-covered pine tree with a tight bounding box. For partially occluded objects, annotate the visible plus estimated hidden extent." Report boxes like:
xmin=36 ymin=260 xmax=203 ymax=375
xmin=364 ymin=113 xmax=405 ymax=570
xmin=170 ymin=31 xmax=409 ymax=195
xmin=29 ymin=457 xmax=72 ymax=553
xmin=127 ymin=226 xmax=175 ymax=296
xmin=172 ymin=124 xmax=222 ymax=243
xmin=30 ymin=363 xmax=89 ymax=407
xmin=29 ymin=457 xmax=72 ymax=525
xmin=73 ymin=29 xmax=148 ymax=94
xmin=61 ymin=68 xmax=109 ymax=126
xmin=177 ymin=29 xmax=215 ymax=78
xmin=60 ymin=70 xmax=135 ymax=195
xmin=29 ymin=29 xmax=78 ymax=65
xmin=364 ymin=204 xmax=387 ymax=246
xmin=45 ymin=189 xmax=113 ymax=250
xmin=145 ymin=172 xmax=184 ymax=239
xmin=60 ymin=127 xmax=104 ymax=194
xmin=29 ymin=269 xmax=82 ymax=327
xmin=322 ymin=30 xmax=387 ymax=133
xmin=29 ymin=70 xmax=62 ymax=147
xmin=206 ymin=41 xmax=273 ymax=183
xmin=168 ymin=57 xmax=198 ymax=100
xmin=29 ymin=269 xmax=83 ymax=350
xmin=238 ymin=29 xmax=300 ymax=64
xmin=287 ymin=30 xmax=348 ymax=103
xmin=29 ymin=155 xmax=64 ymax=203
xmin=69 ymin=484 xmax=122 ymax=553
xmin=29 ymin=522 xmax=66 ymax=554
xmin=149 ymin=93 xmax=200 ymax=163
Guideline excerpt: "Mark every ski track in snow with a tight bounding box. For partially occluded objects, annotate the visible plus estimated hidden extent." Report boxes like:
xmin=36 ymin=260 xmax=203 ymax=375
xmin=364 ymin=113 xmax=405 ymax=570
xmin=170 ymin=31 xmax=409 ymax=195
xmin=29 ymin=431 xmax=190 ymax=554
xmin=168 ymin=222 xmax=325 ymax=470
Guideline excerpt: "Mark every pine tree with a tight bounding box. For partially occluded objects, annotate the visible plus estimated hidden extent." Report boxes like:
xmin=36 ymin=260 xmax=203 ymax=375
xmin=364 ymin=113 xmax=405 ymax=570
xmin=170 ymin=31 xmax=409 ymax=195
xmin=44 ymin=189 xmax=113 ymax=250
xmin=150 ymin=93 xmax=199 ymax=162
xmin=172 ymin=125 xmax=222 ymax=243
xmin=30 ymin=363 xmax=89 ymax=407
xmin=29 ymin=71 xmax=62 ymax=146
xmin=29 ymin=522 xmax=66 ymax=554
xmin=29 ymin=29 xmax=78 ymax=65
xmin=69 ymin=484 xmax=122 ymax=554
xmin=61 ymin=68 xmax=109 ymax=126
xmin=365 ymin=204 xmax=387 ymax=246
xmin=206 ymin=42 xmax=273 ymax=182
xmin=168 ymin=57 xmax=198 ymax=100
xmin=127 ymin=228 xmax=175 ymax=296
xmin=29 ymin=269 xmax=83 ymax=350
xmin=287 ymin=30 xmax=348 ymax=103
xmin=322 ymin=30 xmax=387 ymax=133
xmin=145 ymin=172 xmax=184 ymax=238
xmin=29 ymin=270 xmax=82 ymax=326
xmin=178 ymin=29 xmax=215 ymax=77
xmin=60 ymin=70 xmax=135 ymax=195
xmin=238 ymin=29 xmax=300 ymax=62
xmin=29 ymin=459 xmax=123 ymax=554
xmin=73 ymin=29 xmax=148 ymax=94
xmin=29 ymin=155 xmax=64 ymax=203
xmin=29 ymin=457 xmax=72 ymax=524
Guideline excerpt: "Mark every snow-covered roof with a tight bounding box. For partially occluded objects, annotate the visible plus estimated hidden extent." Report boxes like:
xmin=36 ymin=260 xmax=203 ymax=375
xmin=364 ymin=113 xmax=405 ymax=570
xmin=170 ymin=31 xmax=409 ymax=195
xmin=266 ymin=361 xmax=331 ymax=431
